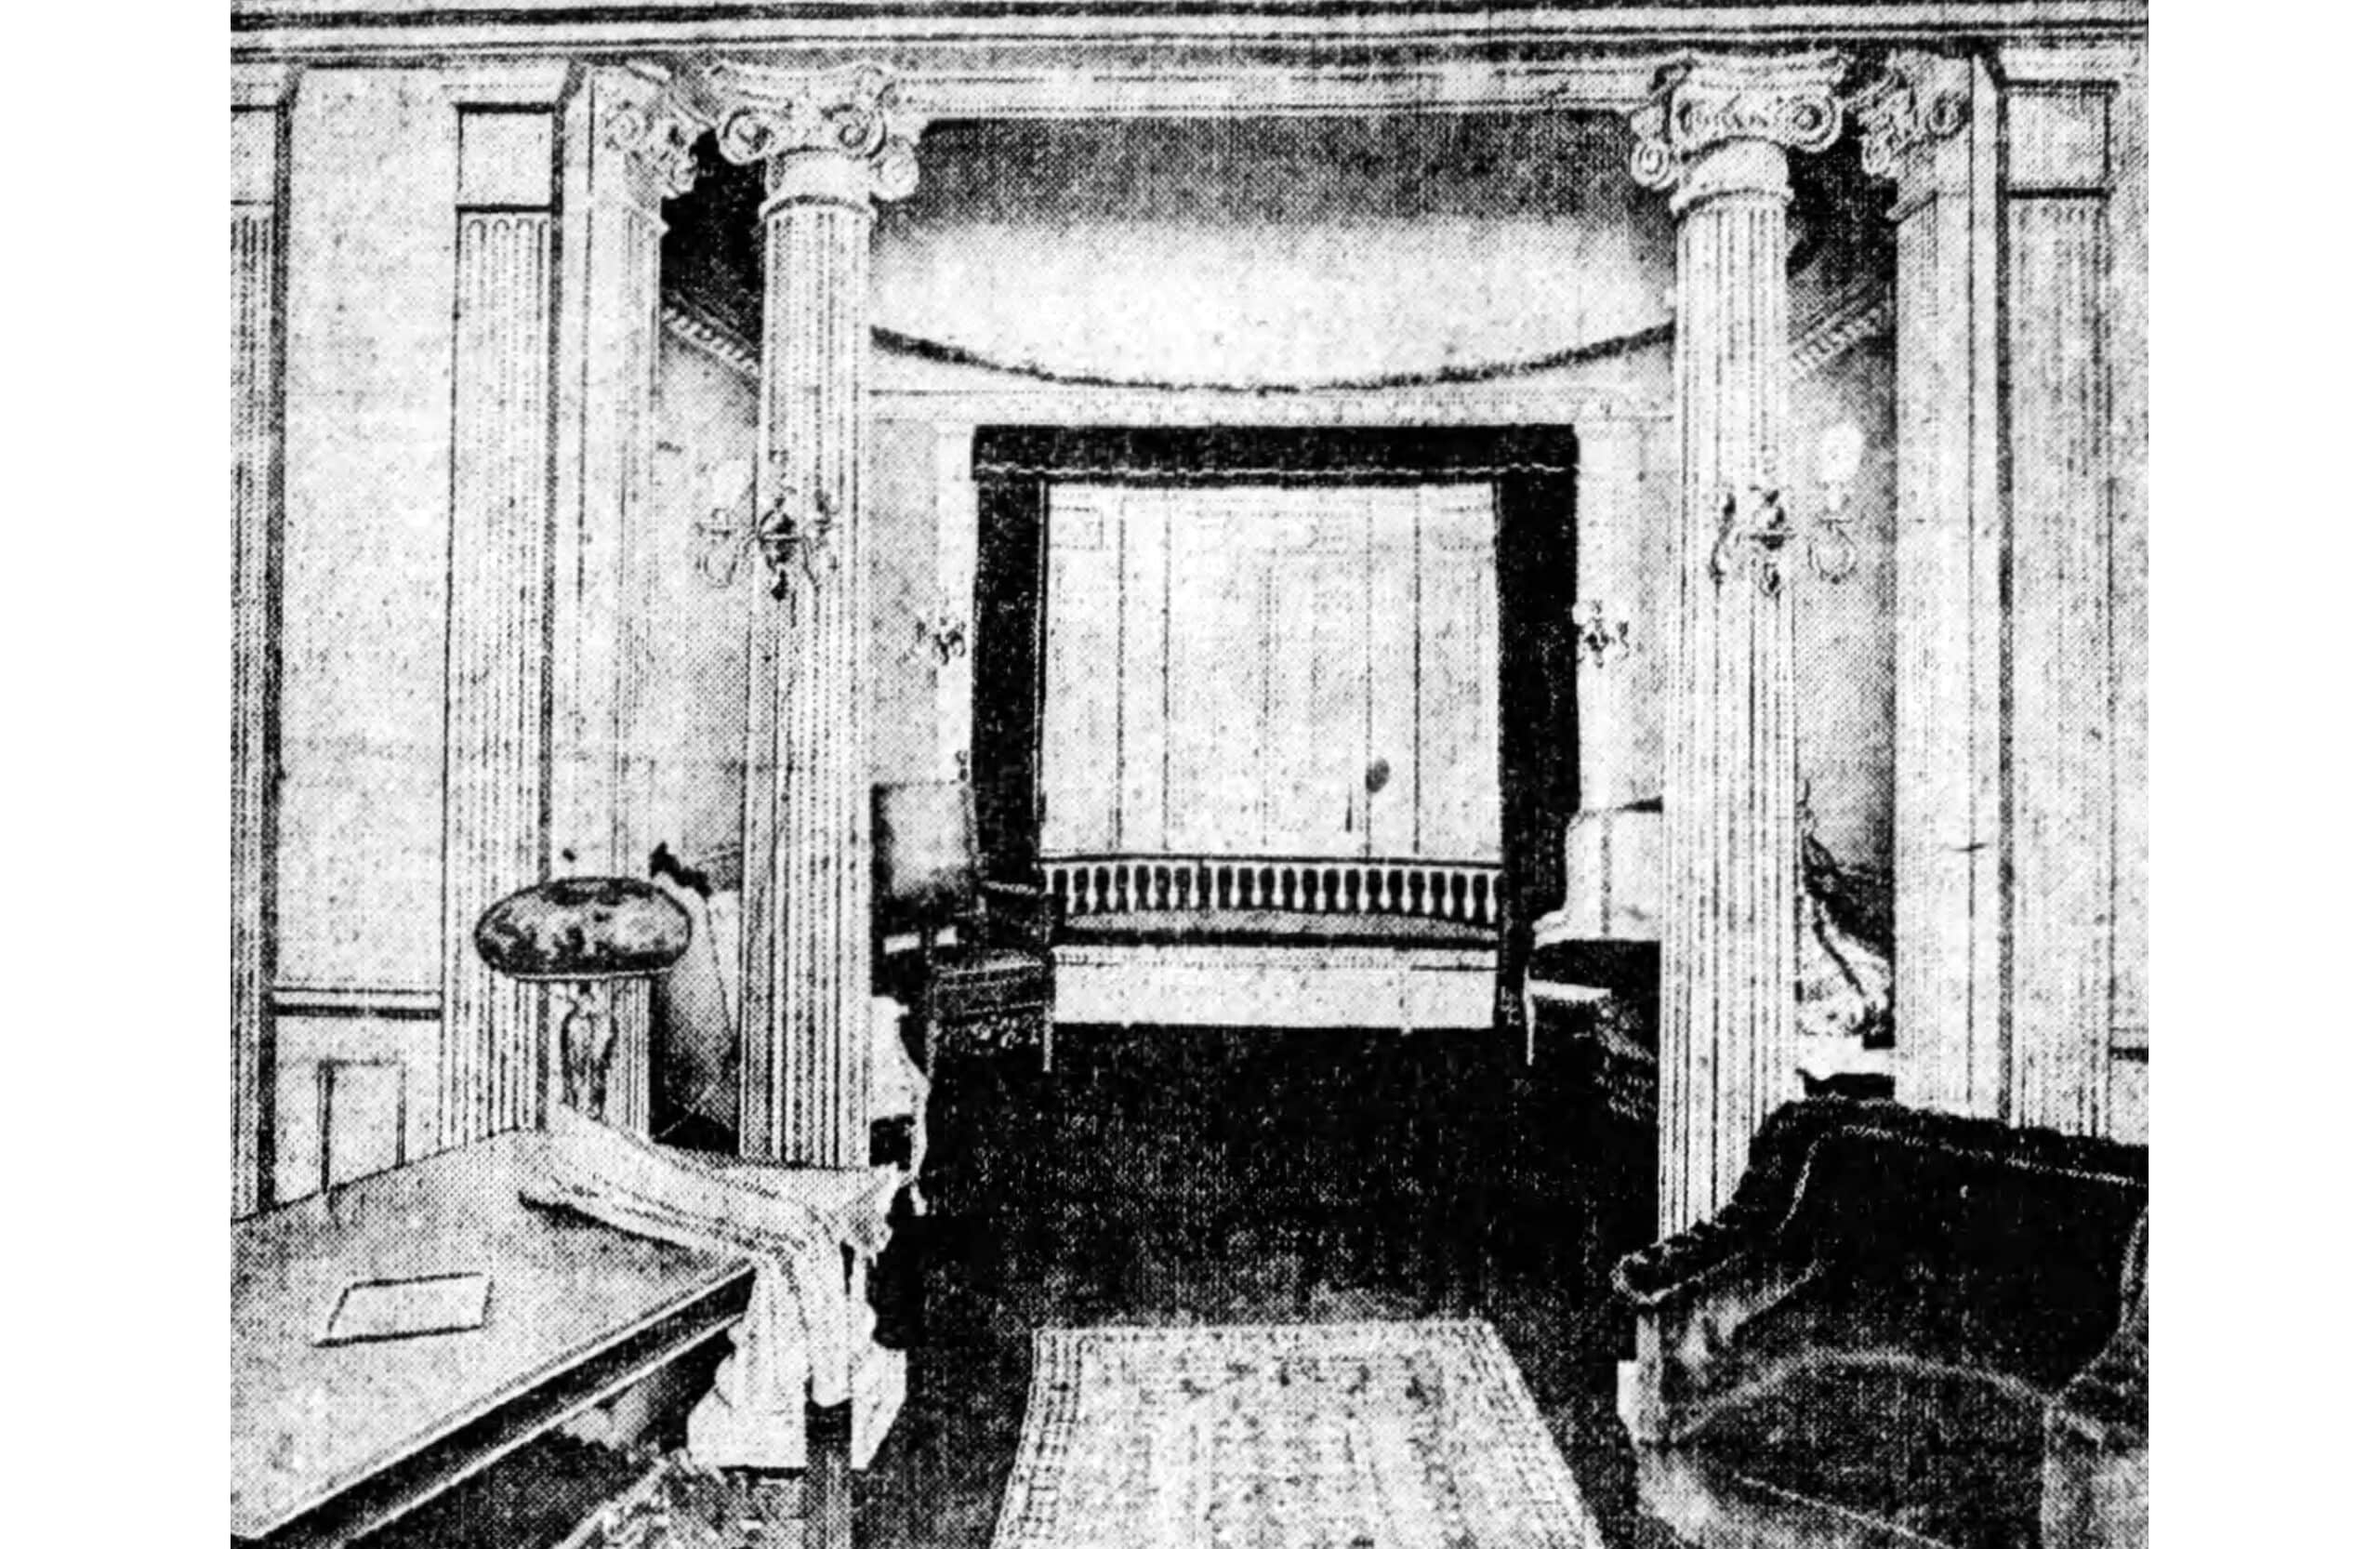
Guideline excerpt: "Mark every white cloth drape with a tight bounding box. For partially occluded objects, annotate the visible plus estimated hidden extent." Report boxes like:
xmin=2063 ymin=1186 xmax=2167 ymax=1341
xmin=519 ymin=999 xmax=923 ymax=1470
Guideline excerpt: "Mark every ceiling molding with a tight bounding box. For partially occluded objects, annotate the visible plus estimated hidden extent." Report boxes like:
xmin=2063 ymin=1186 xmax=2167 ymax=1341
xmin=1790 ymin=276 xmax=1892 ymax=380
xmin=233 ymin=3 xmax=2149 ymax=70
xmin=662 ymin=297 xmax=761 ymax=382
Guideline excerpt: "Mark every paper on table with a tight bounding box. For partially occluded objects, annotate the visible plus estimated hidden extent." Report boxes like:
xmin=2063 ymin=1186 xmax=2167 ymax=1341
xmin=319 ymin=1272 xmax=493 ymax=1345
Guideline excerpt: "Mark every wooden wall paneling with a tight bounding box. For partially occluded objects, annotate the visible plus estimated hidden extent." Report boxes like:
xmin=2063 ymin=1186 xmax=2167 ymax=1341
xmin=1416 ymin=488 xmax=1501 ymax=862
xmin=233 ymin=72 xmax=295 ymax=1217
xmin=1041 ymin=490 xmax=1122 ymax=853
xmin=1038 ymin=483 xmax=1505 ymax=869
xmin=1117 ymin=491 xmax=1172 ymax=854
xmin=1367 ymin=489 xmax=1421 ymax=856
xmin=267 ymin=993 xmax=439 ymax=1203
xmin=1272 ymin=504 xmax=1368 ymax=852
xmin=934 ymin=422 xmax=981 ymax=780
xmin=275 ymin=72 xmax=468 ymax=1169
xmin=866 ymin=419 xmax=945 ymax=787
xmin=1164 ymin=498 xmax=1263 ymax=853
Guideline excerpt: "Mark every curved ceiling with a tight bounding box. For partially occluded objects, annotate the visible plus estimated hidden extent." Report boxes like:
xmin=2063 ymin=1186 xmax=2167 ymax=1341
xmin=661 ymin=113 xmax=1888 ymax=391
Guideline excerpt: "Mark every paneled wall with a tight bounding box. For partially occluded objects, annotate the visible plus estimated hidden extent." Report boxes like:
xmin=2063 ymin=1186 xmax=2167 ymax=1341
xmin=1890 ymin=44 xmax=2147 ymax=1145
xmin=268 ymin=70 xmax=482 ymax=1207
xmin=2003 ymin=45 xmax=2149 ymax=1142
xmin=642 ymin=328 xmax=760 ymax=873
xmin=243 ymin=65 xmax=667 ymax=1212
xmin=1040 ymin=484 xmax=1501 ymax=865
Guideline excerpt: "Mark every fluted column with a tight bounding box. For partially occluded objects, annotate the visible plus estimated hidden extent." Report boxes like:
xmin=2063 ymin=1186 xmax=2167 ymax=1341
xmin=1632 ymin=53 xmax=1847 ymax=1233
xmin=719 ymin=67 xmax=922 ymax=1166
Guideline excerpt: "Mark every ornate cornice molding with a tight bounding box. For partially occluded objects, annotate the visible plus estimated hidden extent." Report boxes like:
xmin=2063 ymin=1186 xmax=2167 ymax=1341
xmin=1790 ymin=277 xmax=1892 ymax=381
xmin=1845 ymin=52 xmax=1972 ymax=182
xmin=707 ymin=60 xmax=924 ymax=207
xmin=1628 ymin=51 xmax=1850 ymax=197
xmin=231 ymin=4 xmax=2153 ymax=66
xmin=662 ymin=298 xmax=761 ymax=384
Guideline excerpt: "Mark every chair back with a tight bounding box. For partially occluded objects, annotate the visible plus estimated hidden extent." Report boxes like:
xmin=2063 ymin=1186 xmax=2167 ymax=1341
xmin=873 ymin=781 xmax=981 ymax=928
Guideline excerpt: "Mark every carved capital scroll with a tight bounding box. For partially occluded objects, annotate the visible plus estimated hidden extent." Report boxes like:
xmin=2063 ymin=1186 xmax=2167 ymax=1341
xmin=709 ymin=61 xmax=924 ymax=208
xmin=1628 ymin=52 xmax=1850 ymax=200
xmin=1846 ymin=53 xmax=1973 ymax=182
xmin=599 ymin=91 xmax=703 ymax=201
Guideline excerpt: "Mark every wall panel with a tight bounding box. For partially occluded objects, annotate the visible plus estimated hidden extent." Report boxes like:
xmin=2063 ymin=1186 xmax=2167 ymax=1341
xmin=1039 ymin=484 xmax=1499 ymax=866
xmin=275 ymin=72 xmax=461 ymax=999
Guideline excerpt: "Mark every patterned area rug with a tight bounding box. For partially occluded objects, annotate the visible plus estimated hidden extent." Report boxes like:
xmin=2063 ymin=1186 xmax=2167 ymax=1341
xmin=991 ymin=1319 xmax=1599 ymax=1549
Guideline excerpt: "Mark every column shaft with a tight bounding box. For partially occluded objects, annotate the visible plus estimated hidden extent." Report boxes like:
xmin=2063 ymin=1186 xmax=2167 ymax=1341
xmin=740 ymin=187 xmax=877 ymax=1166
xmin=1633 ymin=54 xmax=1845 ymax=1234
xmin=720 ymin=68 xmax=920 ymax=1167
xmin=1661 ymin=165 xmax=1799 ymax=1233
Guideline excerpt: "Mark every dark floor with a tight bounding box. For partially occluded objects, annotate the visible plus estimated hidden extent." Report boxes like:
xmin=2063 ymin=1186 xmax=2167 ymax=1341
xmin=854 ymin=1020 xmax=1663 ymax=1549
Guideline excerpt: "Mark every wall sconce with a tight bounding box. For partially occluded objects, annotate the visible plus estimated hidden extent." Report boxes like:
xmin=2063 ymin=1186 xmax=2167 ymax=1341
xmin=694 ymin=451 xmax=840 ymax=602
xmin=1576 ymin=599 xmax=1633 ymax=669
xmin=915 ymin=610 xmax=968 ymax=667
xmin=1711 ymin=423 xmax=1866 ymax=594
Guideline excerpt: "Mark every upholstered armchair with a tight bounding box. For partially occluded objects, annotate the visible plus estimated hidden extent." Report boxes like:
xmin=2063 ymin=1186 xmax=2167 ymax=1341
xmin=871 ymin=780 xmax=1057 ymax=1078
xmin=1614 ymin=1098 xmax=2148 ymax=1549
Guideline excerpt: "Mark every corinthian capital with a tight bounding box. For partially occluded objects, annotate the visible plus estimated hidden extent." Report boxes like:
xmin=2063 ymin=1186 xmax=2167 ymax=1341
xmin=1845 ymin=53 xmax=1972 ymax=182
xmin=709 ymin=61 xmax=924 ymax=207
xmin=1628 ymin=52 xmax=1850 ymax=194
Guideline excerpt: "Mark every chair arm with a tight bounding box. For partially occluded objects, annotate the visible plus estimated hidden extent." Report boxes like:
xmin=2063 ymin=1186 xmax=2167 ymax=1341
xmin=2042 ymin=1290 xmax=2148 ymax=1549
xmin=2052 ymin=1326 xmax=2147 ymax=1450
xmin=980 ymin=880 xmax=1054 ymax=947
xmin=2052 ymin=1256 xmax=2149 ymax=1454
xmin=1618 ymin=1243 xmax=1820 ymax=1445
xmin=1613 ymin=1200 xmax=1792 ymax=1313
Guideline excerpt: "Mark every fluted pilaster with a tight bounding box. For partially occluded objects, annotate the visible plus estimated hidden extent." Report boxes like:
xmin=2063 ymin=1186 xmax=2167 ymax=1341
xmin=1851 ymin=54 xmax=2009 ymax=1120
xmin=722 ymin=65 xmax=920 ymax=1166
xmin=2001 ymin=52 xmax=2135 ymax=1136
xmin=1633 ymin=52 xmax=1846 ymax=1233
xmin=553 ymin=68 xmax=702 ymax=1134
xmin=439 ymin=105 xmax=562 ymax=1149
xmin=232 ymin=81 xmax=293 ymax=1216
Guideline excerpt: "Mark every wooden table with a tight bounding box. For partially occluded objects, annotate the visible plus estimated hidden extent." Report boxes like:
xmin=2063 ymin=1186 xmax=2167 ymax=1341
xmin=231 ymin=1132 xmax=752 ymax=1547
